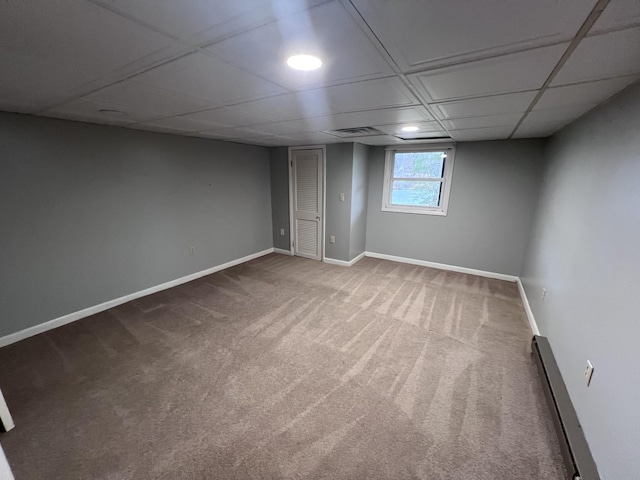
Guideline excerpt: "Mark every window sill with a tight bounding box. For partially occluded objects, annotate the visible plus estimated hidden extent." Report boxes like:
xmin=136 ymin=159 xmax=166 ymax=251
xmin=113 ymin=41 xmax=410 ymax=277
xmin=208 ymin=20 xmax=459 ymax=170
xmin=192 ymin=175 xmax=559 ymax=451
xmin=382 ymin=205 xmax=448 ymax=216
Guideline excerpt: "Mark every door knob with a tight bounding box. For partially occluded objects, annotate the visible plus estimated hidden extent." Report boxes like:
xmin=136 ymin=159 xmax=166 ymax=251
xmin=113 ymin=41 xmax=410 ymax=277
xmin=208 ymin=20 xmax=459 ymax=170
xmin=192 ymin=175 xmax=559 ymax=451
xmin=316 ymin=215 xmax=321 ymax=220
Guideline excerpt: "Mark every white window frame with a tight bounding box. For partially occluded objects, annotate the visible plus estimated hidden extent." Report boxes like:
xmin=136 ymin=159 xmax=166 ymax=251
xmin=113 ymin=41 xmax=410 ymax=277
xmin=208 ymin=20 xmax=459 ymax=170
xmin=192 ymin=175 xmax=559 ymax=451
xmin=382 ymin=144 xmax=456 ymax=216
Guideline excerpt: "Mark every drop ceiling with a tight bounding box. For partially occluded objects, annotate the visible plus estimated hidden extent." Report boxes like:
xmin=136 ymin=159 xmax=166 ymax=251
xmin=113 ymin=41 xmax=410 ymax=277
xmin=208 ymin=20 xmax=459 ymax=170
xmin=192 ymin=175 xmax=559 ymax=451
xmin=1 ymin=0 xmax=638 ymax=146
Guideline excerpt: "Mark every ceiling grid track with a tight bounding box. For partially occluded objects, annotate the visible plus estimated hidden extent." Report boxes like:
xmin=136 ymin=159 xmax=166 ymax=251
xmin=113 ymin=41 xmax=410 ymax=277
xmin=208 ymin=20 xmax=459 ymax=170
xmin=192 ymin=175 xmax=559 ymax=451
xmin=36 ymin=0 xmax=299 ymax=114
xmin=508 ymin=0 xmax=611 ymax=139
xmin=340 ymin=0 xmax=455 ymax=139
xmin=3 ymin=0 xmax=638 ymax=145
xmin=39 ymin=0 xmax=406 ymax=133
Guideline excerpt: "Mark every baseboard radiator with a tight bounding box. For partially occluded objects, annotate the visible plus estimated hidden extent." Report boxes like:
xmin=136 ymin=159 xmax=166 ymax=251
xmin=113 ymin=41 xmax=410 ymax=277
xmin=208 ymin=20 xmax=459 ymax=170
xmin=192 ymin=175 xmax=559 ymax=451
xmin=532 ymin=336 xmax=600 ymax=480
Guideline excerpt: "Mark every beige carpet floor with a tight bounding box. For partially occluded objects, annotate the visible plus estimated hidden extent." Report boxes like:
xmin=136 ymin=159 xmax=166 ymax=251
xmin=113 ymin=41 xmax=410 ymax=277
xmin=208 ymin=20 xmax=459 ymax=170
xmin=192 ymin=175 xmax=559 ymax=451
xmin=0 ymin=254 xmax=566 ymax=479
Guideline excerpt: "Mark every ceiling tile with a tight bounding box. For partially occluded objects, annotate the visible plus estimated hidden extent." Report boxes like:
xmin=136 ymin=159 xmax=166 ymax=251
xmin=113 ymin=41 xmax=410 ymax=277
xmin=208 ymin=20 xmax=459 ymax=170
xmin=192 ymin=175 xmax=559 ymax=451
xmin=591 ymin=0 xmax=640 ymax=33
xmin=352 ymin=135 xmax=405 ymax=146
xmin=98 ymin=0 xmax=326 ymax=45
xmin=536 ymin=76 xmax=639 ymax=110
xmin=552 ymin=27 xmax=640 ymax=85
xmin=132 ymin=52 xmax=286 ymax=105
xmin=195 ymin=125 xmax=283 ymax=143
xmin=88 ymin=80 xmax=214 ymax=117
xmin=432 ymin=92 xmax=537 ymax=119
xmin=375 ymin=121 xmax=447 ymax=135
xmin=232 ymin=136 xmax=284 ymax=146
xmin=300 ymin=113 xmax=372 ymax=131
xmin=205 ymin=1 xmax=394 ymax=89
xmin=512 ymin=121 xmax=566 ymax=138
xmin=4 ymin=0 xmax=633 ymax=145
xmin=525 ymin=104 xmax=597 ymax=125
xmin=96 ymin=0 xmax=267 ymax=44
xmin=138 ymin=115 xmax=213 ymax=133
xmin=0 ymin=50 xmax=101 ymax=113
xmin=44 ymin=98 xmax=158 ymax=125
xmin=234 ymin=90 xmax=336 ymax=121
xmin=409 ymin=43 xmax=567 ymax=101
xmin=245 ymin=108 xmax=436 ymax=137
xmin=0 ymin=0 xmax=185 ymax=77
xmin=279 ymin=131 xmax=342 ymax=143
xmin=243 ymin=111 xmax=395 ymax=135
xmin=350 ymin=0 xmax=595 ymax=71
xmin=324 ymin=77 xmax=417 ymax=112
xmin=449 ymin=126 xmax=514 ymax=141
xmin=193 ymin=127 xmax=248 ymax=139
xmin=350 ymin=106 xmax=433 ymax=125
xmin=236 ymin=121 xmax=313 ymax=136
xmin=217 ymin=132 xmax=277 ymax=144
xmin=443 ymin=113 xmax=523 ymax=130
xmin=180 ymin=106 xmax=278 ymax=129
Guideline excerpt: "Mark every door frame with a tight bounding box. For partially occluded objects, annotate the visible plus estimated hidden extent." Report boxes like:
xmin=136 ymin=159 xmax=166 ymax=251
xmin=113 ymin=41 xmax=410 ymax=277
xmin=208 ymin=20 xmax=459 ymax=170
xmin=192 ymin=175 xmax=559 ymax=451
xmin=288 ymin=145 xmax=326 ymax=260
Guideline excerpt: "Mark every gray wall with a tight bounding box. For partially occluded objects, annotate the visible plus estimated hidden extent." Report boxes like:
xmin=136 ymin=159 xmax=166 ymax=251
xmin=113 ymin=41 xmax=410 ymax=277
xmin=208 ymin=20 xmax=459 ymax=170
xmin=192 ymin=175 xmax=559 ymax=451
xmin=269 ymin=142 xmax=369 ymax=263
xmin=349 ymin=143 xmax=369 ymax=261
xmin=365 ymin=140 xmax=546 ymax=276
xmin=521 ymin=82 xmax=640 ymax=480
xmin=269 ymin=146 xmax=290 ymax=251
xmin=324 ymin=143 xmax=354 ymax=262
xmin=0 ymin=112 xmax=273 ymax=338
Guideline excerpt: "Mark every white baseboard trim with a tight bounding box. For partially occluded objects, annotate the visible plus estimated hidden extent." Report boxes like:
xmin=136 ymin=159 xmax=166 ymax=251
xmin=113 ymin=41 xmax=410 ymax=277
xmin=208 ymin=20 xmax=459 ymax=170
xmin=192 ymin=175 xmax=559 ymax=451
xmin=0 ymin=248 xmax=275 ymax=349
xmin=323 ymin=251 xmax=365 ymax=267
xmin=364 ymin=252 xmax=518 ymax=282
xmin=350 ymin=251 xmax=366 ymax=265
xmin=322 ymin=257 xmax=350 ymax=266
xmin=516 ymin=278 xmax=540 ymax=336
xmin=0 ymin=443 xmax=14 ymax=480
xmin=273 ymin=248 xmax=292 ymax=256
xmin=0 ymin=388 xmax=14 ymax=433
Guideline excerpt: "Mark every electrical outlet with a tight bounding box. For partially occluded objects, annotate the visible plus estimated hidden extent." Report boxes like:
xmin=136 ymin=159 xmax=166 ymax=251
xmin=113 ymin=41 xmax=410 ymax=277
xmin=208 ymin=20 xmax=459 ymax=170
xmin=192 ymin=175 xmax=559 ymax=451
xmin=189 ymin=246 xmax=195 ymax=256
xmin=541 ymin=288 xmax=547 ymax=300
xmin=339 ymin=193 xmax=345 ymax=202
xmin=584 ymin=360 xmax=594 ymax=386
xmin=280 ymin=228 xmax=285 ymax=236
xmin=329 ymin=235 xmax=336 ymax=244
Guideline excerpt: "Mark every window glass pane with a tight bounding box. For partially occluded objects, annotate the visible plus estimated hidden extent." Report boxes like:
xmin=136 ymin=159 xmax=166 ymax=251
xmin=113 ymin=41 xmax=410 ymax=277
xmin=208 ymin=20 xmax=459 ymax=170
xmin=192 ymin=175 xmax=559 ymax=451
xmin=393 ymin=151 xmax=445 ymax=178
xmin=391 ymin=181 xmax=442 ymax=207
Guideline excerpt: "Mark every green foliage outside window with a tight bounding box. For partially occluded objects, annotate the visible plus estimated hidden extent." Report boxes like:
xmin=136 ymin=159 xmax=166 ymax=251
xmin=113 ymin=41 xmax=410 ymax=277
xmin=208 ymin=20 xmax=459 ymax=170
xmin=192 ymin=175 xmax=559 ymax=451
xmin=391 ymin=151 xmax=445 ymax=207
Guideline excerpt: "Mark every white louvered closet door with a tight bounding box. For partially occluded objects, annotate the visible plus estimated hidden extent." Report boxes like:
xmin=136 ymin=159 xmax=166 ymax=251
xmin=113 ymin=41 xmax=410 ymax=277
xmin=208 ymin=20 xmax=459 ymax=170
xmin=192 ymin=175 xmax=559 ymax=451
xmin=292 ymin=149 xmax=323 ymax=260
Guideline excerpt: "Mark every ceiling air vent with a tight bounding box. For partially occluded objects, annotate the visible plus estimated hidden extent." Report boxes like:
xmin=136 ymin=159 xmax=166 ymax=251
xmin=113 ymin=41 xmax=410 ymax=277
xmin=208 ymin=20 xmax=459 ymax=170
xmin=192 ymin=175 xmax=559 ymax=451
xmin=393 ymin=134 xmax=453 ymax=141
xmin=324 ymin=126 xmax=385 ymax=138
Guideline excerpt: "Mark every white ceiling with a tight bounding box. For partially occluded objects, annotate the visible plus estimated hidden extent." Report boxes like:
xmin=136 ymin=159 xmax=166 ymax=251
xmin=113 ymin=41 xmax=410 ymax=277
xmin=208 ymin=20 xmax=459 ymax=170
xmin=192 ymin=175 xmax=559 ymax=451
xmin=1 ymin=0 xmax=639 ymax=146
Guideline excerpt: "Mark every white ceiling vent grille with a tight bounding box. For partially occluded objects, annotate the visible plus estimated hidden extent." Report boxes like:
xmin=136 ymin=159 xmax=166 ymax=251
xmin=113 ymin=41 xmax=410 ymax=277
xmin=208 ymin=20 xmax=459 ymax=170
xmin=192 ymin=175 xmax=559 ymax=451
xmin=324 ymin=126 xmax=385 ymax=138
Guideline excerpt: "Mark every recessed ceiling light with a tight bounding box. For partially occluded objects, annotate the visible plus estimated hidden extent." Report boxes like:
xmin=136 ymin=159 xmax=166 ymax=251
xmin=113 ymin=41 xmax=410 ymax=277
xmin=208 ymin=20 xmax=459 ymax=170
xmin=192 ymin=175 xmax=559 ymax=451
xmin=401 ymin=126 xmax=419 ymax=132
xmin=286 ymin=54 xmax=322 ymax=71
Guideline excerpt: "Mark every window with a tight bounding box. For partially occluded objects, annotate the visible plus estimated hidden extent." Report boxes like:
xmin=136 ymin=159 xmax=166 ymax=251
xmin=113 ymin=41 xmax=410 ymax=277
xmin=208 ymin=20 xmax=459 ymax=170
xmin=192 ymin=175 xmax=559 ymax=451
xmin=382 ymin=145 xmax=456 ymax=216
